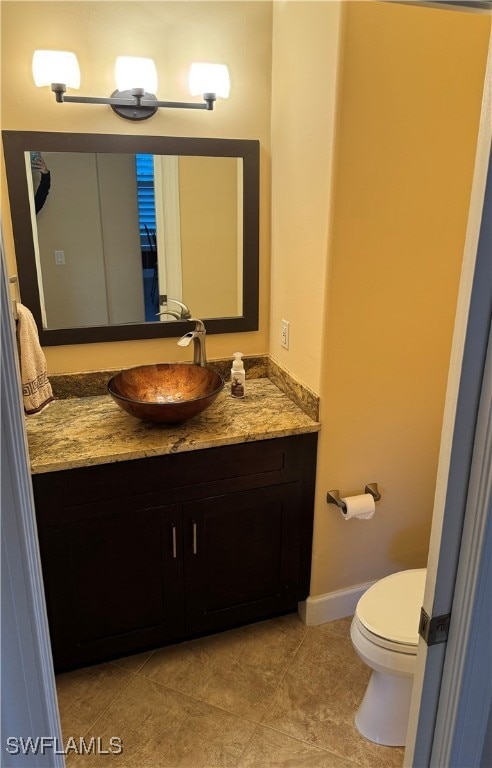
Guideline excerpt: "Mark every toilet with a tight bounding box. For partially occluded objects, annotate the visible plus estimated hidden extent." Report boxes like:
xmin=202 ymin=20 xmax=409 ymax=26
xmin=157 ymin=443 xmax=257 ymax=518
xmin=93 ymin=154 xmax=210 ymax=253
xmin=350 ymin=568 xmax=426 ymax=747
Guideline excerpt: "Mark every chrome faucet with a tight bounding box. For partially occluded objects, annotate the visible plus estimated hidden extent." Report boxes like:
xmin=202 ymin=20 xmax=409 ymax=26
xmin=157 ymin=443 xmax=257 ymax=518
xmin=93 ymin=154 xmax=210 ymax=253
xmin=177 ymin=318 xmax=207 ymax=366
xmin=156 ymin=298 xmax=192 ymax=321
xmin=157 ymin=309 xmax=182 ymax=320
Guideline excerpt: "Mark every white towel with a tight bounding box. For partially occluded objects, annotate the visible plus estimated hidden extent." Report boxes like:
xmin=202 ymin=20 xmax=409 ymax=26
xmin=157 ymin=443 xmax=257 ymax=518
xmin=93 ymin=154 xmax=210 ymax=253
xmin=16 ymin=304 xmax=54 ymax=414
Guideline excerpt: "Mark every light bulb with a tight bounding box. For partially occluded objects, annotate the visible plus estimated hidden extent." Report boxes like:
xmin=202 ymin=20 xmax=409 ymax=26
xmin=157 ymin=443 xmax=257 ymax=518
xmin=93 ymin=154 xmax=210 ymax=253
xmin=189 ymin=63 xmax=230 ymax=98
xmin=32 ymin=50 xmax=81 ymax=88
xmin=114 ymin=56 xmax=158 ymax=94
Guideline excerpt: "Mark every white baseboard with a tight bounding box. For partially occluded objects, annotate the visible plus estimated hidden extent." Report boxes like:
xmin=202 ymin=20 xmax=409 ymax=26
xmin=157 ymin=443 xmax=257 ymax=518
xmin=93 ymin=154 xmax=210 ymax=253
xmin=298 ymin=580 xmax=376 ymax=626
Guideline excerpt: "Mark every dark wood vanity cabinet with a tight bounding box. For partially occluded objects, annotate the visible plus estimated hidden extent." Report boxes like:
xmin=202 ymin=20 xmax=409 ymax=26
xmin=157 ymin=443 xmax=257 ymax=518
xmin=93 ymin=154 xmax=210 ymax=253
xmin=183 ymin=482 xmax=303 ymax=635
xmin=38 ymin=504 xmax=185 ymax=670
xmin=32 ymin=434 xmax=318 ymax=671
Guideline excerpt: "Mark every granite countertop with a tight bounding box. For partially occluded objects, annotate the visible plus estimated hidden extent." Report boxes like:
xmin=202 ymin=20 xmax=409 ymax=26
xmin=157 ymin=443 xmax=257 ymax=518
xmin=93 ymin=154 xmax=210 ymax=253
xmin=26 ymin=378 xmax=320 ymax=474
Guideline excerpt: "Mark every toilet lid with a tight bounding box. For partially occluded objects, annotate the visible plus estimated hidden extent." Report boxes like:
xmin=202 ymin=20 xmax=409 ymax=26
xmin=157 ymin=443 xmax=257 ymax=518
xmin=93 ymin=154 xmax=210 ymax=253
xmin=356 ymin=569 xmax=426 ymax=646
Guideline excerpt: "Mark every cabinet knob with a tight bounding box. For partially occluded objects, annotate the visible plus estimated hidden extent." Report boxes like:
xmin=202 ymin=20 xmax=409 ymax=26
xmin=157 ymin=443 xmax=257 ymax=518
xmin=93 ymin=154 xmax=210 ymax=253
xmin=171 ymin=523 xmax=177 ymax=559
xmin=192 ymin=521 xmax=198 ymax=555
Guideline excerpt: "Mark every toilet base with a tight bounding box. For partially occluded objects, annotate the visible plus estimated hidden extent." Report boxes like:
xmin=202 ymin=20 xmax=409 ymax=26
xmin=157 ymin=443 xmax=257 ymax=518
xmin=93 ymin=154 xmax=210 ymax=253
xmin=355 ymin=669 xmax=413 ymax=746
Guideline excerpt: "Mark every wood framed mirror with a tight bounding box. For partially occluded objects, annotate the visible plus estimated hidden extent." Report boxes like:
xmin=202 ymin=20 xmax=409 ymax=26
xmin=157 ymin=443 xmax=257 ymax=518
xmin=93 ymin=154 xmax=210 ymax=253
xmin=2 ymin=131 xmax=259 ymax=345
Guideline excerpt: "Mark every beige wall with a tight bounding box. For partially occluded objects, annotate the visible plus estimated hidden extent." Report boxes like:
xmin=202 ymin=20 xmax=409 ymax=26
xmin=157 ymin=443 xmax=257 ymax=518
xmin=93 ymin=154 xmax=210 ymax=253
xmin=35 ymin=152 xmax=110 ymax=328
xmin=1 ymin=1 xmax=272 ymax=372
xmin=270 ymin=1 xmax=343 ymax=393
xmin=179 ymin=155 xmax=239 ymax=318
xmin=309 ymin=2 xmax=490 ymax=595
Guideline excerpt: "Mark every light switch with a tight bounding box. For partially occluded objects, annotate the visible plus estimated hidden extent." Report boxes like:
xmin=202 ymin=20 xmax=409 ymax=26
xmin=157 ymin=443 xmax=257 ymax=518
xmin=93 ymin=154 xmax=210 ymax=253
xmin=54 ymin=250 xmax=65 ymax=265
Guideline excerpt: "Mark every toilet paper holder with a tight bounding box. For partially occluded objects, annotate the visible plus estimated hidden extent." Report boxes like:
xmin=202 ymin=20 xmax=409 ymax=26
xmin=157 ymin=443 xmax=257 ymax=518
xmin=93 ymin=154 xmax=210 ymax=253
xmin=326 ymin=483 xmax=381 ymax=513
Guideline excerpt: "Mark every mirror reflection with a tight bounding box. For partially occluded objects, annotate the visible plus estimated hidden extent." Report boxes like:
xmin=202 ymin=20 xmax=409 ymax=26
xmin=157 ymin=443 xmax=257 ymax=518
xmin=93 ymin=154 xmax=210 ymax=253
xmin=29 ymin=150 xmax=243 ymax=330
xmin=2 ymin=131 xmax=259 ymax=346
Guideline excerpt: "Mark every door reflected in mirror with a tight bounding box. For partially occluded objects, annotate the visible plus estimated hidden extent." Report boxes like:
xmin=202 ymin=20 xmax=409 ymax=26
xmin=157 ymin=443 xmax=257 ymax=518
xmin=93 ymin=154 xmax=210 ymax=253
xmin=30 ymin=151 xmax=243 ymax=330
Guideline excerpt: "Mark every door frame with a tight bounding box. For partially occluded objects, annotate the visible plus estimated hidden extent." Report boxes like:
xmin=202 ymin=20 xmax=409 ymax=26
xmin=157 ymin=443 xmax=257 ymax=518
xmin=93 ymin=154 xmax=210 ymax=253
xmin=1 ymin=231 xmax=64 ymax=767
xmin=154 ymin=154 xmax=183 ymax=314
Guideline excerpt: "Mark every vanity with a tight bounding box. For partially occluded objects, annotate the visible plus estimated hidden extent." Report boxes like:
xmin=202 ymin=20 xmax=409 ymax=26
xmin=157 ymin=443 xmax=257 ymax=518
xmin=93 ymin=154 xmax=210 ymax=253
xmin=27 ymin=377 xmax=319 ymax=672
xmin=5 ymin=130 xmax=319 ymax=672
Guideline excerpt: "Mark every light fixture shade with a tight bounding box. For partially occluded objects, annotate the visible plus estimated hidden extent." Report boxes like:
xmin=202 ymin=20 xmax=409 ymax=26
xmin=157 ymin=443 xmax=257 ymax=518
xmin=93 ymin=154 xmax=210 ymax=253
xmin=32 ymin=50 xmax=81 ymax=88
xmin=114 ymin=56 xmax=158 ymax=94
xmin=189 ymin=63 xmax=230 ymax=98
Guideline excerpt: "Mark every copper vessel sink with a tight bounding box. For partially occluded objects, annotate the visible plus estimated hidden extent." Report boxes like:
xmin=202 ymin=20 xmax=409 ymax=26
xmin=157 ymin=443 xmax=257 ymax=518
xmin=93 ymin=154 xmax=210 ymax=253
xmin=108 ymin=363 xmax=224 ymax=425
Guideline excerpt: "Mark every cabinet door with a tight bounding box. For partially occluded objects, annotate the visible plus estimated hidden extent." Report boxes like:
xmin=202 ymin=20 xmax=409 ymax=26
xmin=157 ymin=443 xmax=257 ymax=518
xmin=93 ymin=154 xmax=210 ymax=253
xmin=183 ymin=482 xmax=301 ymax=633
xmin=39 ymin=504 xmax=184 ymax=670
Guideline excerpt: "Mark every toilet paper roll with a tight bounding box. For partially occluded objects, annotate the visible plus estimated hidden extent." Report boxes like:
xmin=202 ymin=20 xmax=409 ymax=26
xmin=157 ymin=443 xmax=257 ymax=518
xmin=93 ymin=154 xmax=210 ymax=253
xmin=341 ymin=493 xmax=375 ymax=520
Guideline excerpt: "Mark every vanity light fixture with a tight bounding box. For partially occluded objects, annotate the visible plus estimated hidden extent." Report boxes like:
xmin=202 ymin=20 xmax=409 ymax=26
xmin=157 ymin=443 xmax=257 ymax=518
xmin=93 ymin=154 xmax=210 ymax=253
xmin=32 ymin=51 xmax=230 ymax=121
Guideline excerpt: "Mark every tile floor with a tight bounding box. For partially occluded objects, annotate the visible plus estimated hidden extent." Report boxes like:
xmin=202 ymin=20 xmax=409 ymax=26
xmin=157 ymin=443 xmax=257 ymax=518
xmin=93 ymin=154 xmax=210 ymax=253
xmin=56 ymin=614 xmax=405 ymax=768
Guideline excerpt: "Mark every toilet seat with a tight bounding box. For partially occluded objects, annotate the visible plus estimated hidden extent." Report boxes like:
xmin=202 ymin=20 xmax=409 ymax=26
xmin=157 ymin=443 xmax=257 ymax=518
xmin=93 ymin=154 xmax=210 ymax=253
xmin=353 ymin=616 xmax=417 ymax=655
xmin=355 ymin=569 xmax=426 ymax=653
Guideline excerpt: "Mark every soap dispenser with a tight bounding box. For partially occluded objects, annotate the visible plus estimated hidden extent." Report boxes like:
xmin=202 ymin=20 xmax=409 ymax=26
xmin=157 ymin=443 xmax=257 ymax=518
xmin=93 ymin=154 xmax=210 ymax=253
xmin=231 ymin=352 xmax=245 ymax=398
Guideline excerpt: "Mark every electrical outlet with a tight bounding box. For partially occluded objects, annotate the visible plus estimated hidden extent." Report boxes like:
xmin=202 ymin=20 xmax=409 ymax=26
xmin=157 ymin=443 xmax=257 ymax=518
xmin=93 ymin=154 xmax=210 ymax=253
xmin=54 ymin=250 xmax=65 ymax=265
xmin=281 ymin=319 xmax=290 ymax=349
